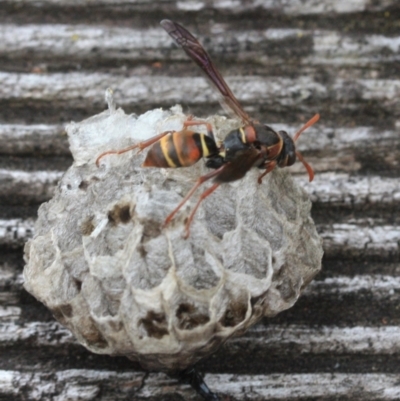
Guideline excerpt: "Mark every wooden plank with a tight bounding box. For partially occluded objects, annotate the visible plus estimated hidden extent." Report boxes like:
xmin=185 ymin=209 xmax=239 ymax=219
xmin=1 ymin=168 xmax=399 ymax=208
xmin=306 ymin=275 xmax=400 ymax=297
xmin=2 ymin=214 xmax=399 ymax=257
xmin=0 ymin=122 xmax=397 ymax=154
xmin=1 ymin=72 xmax=399 ymax=116
xmin=0 ymin=369 xmax=146 ymax=400
xmin=0 ymin=0 xmax=396 ymax=14
xmin=1 ymin=370 xmax=400 ymax=400
xmin=0 ymin=124 xmax=68 ymax=155
xmin=0 ymin=219 xmax=35 ymax=248
xmin=1 ymin=24 xmax=399 ymax=69
xmin=319 ymin=223 xmax=400 ymax=258
xmin=2 ymin=202 xmax=399 ymax=255
xmin=0 ymin=2 xmax=398 ymax=400
xmin=0 ymin=320 xmax=74 ymax=346
xmin=2 ymin=317 xmax=400 ymax=355
xmin=0 ymin=170 xmax=400 ymax=206
xmin=1 ymin=122 xmax=398 ymax=159
xmin=0 ymin=260 xmax=22 ymax=305
xmin=0 ymin=169 xmax=62 ymax=204
xmin=301 ymin=174 xmax=400 ymax=206
xmin=2 ymin=271 xmax=399 ymax=323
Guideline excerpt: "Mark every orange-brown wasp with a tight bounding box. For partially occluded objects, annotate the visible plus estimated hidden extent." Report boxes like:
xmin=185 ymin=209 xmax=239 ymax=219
xmin=96 ymin=20 xmax=319 ymax=238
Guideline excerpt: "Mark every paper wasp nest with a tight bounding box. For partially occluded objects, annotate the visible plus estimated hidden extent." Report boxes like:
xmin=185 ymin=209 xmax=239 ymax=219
xmin=24 ymin=95 xmax=323 ymax=372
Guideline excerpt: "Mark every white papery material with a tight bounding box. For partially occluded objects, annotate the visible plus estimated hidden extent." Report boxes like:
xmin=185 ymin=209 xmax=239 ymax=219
xmin=24 ymin=92 xmax=322 ymax=371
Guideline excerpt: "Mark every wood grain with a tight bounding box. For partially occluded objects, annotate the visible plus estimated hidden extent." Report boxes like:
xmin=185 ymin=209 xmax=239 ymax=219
xmin=0 ymin=1 xmax=399 ymax=400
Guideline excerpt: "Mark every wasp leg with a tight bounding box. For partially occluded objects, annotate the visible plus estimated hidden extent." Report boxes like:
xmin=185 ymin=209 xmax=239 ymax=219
xmin=257 ymin=160 xmax=277 ymax=184
xmin=296 ymin=150 xmax=315 ymax=182
xmin=164 ymin=165 xmax=225 ymax=231
xmin=95 ymin=131 xmax=174 ymax=167
xmin=183 ymin=118 xmax=215 ymax=142
xmin=184 ymin=182 xmax=219 ymax=238
xmin=178 ymin=367 xmax=221 ymax=401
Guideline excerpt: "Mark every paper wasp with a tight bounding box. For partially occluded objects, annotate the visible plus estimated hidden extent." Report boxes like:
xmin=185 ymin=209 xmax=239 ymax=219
xmin=96 ymin=20 xmax=319 ymax=238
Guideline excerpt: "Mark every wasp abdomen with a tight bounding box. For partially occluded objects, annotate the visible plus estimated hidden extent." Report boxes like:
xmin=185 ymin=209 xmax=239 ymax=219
xmin=143 ymin=131 xmax=218 ymax=168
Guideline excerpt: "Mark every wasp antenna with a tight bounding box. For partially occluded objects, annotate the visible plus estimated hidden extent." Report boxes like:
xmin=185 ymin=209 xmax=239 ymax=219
xmin=296 ymin=151 xmax=314 ymax=182
xmin=293 ymin=113 xmax=320 ymax=142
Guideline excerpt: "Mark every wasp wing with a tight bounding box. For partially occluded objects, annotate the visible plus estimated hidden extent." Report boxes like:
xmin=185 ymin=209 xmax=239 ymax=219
xmin=214 ymin=148 xmax=261 ymax=183
xmin=160 ymin=19 xmax=252 ymax=125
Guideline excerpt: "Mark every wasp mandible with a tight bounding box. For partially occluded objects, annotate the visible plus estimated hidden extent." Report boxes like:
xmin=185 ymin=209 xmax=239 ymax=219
xmin=96 ymin=20 xmax=319 ymax=238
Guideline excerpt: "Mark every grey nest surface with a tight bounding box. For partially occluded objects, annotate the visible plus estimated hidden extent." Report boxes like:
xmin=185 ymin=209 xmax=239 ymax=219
xmin=24 ymin=96 xmax=323 ymax=372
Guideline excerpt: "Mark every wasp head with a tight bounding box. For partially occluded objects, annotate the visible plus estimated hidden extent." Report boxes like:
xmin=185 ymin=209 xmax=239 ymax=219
xmin=276 ymin=113 xmax=320 ymax=182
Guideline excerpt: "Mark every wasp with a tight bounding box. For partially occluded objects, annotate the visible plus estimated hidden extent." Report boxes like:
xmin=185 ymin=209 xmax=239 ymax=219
xmin=96 ymin=20 xmax=319 ymax=238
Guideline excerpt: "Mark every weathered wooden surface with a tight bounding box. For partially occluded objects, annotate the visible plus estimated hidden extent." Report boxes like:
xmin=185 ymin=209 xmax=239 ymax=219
xmin=1 ymin=1 xmax=400 ymax=400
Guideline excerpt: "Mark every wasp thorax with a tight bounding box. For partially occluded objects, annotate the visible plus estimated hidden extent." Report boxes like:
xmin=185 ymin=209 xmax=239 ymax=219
xmin=23 ymin=105 xmax=323 ymax=373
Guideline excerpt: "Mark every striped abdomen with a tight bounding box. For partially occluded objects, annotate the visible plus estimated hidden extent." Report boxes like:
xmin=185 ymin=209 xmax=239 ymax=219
xmin=142 ymin=130 xmax=218 ymax=168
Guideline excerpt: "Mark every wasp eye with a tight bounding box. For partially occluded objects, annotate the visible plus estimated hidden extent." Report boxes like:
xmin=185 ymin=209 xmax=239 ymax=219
xmin=277 ymin=131 xmax=296 ymax=167
xmin=287 ymin=151 xmax=296 ymax=166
